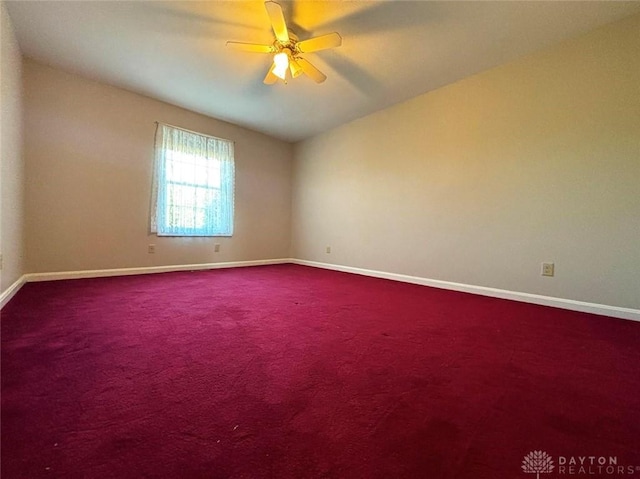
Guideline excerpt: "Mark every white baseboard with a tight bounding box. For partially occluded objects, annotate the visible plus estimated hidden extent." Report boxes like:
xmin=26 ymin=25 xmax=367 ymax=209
xmin=292 ymin=259 xmax=640 ymax=322
xmin=2 ymin=259 xmax=289 ymax=310
xmin=0 ymin=275 xmax=27 ymax=309
xmin=5 ymin=258 xmax=639 ymax=322
xmin=24 ymin=258 xmax=291 ymax=283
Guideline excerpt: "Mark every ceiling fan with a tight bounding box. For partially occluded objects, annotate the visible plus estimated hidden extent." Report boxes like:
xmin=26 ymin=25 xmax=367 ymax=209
xmin=226 ymin=1 xmax=342 ymax=84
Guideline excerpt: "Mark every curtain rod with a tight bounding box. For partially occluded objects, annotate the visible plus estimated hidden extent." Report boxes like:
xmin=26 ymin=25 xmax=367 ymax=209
xmin=154 ymin=121 xmax=234 ymax=144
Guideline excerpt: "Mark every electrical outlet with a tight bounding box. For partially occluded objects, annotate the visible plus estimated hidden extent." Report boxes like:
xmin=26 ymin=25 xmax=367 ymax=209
xmin=148 ymin=244 xmax=155 ymax=254
xmin=541 ymin=262 xmax=554 ymax=277
xmin=326 ymin=246 xmax=331 ymax=254
xmin=214 ymin=244 xmax=220 ymax=253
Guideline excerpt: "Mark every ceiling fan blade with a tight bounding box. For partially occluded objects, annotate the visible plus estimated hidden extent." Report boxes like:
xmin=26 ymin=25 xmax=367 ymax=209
xmin=265 ymin=1 xmax=289 ymax=43
xmin=226 ymin=41 xmax=273 ymax=53
xmin=297 ymin=33 xmax=342 ymax=53
xmin=263 ymin=64 xmax=278 ymax=84
xmin=297 ymin=58 xmax=327 ymax=83
xmin=289 ymin=59 xmax=303 ymax=78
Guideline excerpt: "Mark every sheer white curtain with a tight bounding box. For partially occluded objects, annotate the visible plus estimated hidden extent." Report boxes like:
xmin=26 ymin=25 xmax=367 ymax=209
xmin=150 ymin=123 xmax=234 ymax=236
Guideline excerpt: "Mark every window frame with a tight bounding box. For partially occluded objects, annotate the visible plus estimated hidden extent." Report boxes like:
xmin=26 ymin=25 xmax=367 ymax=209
xmin=151 ymin=124 xmax=234 ymax=237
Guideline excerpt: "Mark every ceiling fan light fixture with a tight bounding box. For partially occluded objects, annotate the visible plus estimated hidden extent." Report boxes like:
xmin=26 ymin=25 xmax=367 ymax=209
xmin=290 ymin=59 xmax=303 ymax=78
xmin=273 ymin=51 xmax=289 ymax=80
xmin=226 ymin=1 xmax=341 ymax=85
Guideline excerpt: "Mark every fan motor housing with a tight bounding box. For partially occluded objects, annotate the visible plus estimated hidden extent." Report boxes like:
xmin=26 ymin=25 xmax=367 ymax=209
xmin=275 ymin=32 xmax=299 ymax=55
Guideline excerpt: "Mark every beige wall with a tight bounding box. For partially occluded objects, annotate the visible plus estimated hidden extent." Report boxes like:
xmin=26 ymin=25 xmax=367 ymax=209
xmin=0 ymin=2 xmax=25 ymax=294
xmin=292 ymin=14 xmax=640 ymax=310
xmin=23 ymin=60 xmax=292 ymax=273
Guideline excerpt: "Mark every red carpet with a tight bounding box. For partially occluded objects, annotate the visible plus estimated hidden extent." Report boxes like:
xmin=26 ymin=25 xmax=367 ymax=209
xmin=2 ymin=264 xmax=639 ymax=478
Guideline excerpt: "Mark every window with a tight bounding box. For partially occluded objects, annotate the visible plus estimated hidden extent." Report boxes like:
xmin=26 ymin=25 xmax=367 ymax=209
xmin=151 ymin=124 xmax=234 ymax=236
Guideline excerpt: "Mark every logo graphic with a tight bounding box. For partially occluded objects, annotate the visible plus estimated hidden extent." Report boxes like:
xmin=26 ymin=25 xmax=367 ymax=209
xmin=522 ymin=451 xmax=555 ymax=479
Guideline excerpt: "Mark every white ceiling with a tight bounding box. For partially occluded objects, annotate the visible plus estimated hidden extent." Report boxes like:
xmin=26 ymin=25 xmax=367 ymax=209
xmin=6 ymin=1 xmax=640 ymax=142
